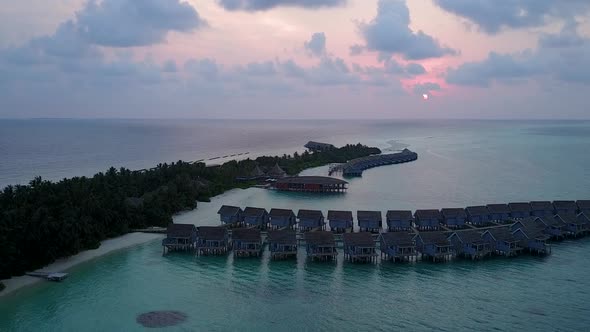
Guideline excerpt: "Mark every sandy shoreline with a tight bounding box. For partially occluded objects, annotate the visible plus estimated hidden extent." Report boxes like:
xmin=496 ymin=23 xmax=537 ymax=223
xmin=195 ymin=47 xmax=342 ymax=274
xmin=0 ymin=232 xmax=163 ymax=299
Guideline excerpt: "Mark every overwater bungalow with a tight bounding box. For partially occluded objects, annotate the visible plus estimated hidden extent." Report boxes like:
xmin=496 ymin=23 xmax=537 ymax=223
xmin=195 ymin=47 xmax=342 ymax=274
xmin=554 ymin=214 xmax=588 ymax=237
xmin=414 ymin=210 xmax=442 ymax=231
xmin=535 ymin=216 xmax=566 ymax=239
xmin=379 ymin=232 xmax=417 ymax=262
xmin=465 ymin=206 xmax=490 ymax=226
xmin=448 ymin=230 xmax=490 ymax=260
xmin=297 ymin=209 xmax=325 ymax=231
xmin=414 ymin=232 xmax=453 ymax=262
xmin=242 ymin=207 xmax=269 ymax=228
xmin=305 ymin=231 xmax=337 ymax=261
xmin=196 ymin=226 xmax=229 ymax=255
xmin=553 ymin=200 xmax=578 ymax=215
xmin=273 ymin=176 xmax=348 ymax=193
xmin=510 ymin=218 xmax=551 ymax=255
xmin=267 ymin=230 xmax=297 ymax=260
xmin=342 ymin=232 xmax=378 ymax=263
xmin=217 ymin=205 xmax=243 ymax=226
xmin=267 ymin=163 xmax=287 ymax=179
xmin=357 ymin=210 xmax=382 ymax=233
xmin=530 ymin=201 xmax=554 ymax=217
xmin=386 ymin=210 xmax=413 ymax=232
xmin=576 ymin=200 xmax=590 ymax=215
xmin=486 ymin=204 xmax=511 ymax=222
xmin=481 ymin=227 xmax=522 ymax=256
xmin=441 ymin=208 xmax=467 ymax=229
xmin=508 ymin=202 xmax=532 ymax=219
xmin=269 ymin=208 xmax=296 ymax=229
xmin=162 ymin=223 xmax=196 ymax=254
xmin=231 ymin=228 xmax=262 ymax=257
xmin=328 ymin=210 xmax=354 ymax=233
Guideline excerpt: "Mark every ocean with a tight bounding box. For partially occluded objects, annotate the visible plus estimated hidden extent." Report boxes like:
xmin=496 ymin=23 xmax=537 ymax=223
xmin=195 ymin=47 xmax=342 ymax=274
xmin=1 ymin=119 xmax=590 ymax=331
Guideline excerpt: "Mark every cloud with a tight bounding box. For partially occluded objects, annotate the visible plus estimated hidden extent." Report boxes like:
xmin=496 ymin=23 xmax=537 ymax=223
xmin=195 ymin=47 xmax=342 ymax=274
xmin=217 ymin=0 xmax=346 ymax=11
xmin=445 ymin=24 xmax=590 ymax=87
xmin=304 ymin=32 xmax=326 ymax=56
xmin=76 ymin=0 xmax=205 ymax=47
xmin=434 ymin=0 xmax=590 ymax=34
xmin=413 ymin=82 xmax=441 ymax=95
xmin=349 ymin=44 xmax=364 ymax=56
xmin=358 ymin=0 xmax=457 ymax=60
xmin=239 ymin=61 xmax=276 ymax=76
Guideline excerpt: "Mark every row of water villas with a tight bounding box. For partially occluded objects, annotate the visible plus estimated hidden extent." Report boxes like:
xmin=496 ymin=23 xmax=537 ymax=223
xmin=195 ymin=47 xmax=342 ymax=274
xmin=215 ymin=200 xmax=590 ymax=232
xmin=162 ymin=214 xmax=589 ymax=263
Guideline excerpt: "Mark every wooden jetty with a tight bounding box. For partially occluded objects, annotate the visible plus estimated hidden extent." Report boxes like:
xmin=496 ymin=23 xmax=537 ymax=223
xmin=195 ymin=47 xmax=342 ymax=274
xmin=26 ymin=272 xmax=69 ymax=282
xmin=196 ymin=226 xmax=229 ymax=256
xmin=342 ymin=232 xmax=378 ymax=263
xmin=162 ymin=223 xmax=196 ymax=254
xmin=379 ymin=232 xmax=417 ymax=262
xmin=232 ymin=228 xmax=262 ymax=257
xmin=305 ymin=231 xmax=337 ymax=261
xmin=268 ymin=230 xmax=297 ymax=260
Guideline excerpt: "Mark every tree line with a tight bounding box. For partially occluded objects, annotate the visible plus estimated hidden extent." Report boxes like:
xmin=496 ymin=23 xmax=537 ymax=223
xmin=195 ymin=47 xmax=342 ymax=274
xmin=0 ymin=144 xmax=380 ymax=279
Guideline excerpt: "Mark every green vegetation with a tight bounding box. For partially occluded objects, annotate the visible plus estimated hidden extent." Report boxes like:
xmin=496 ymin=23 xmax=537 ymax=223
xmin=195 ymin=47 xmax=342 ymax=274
xmin=0 ymin=281 xmax=5 ymax=292
xmin=0 ymin=144 xmax=379 ymax=278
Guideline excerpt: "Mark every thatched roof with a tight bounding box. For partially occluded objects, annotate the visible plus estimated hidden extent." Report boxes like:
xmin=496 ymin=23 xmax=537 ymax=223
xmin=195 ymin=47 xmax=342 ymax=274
xmin=414 ymin=209 xmax=442 ymax=219
xmin=267 ymin=163 xmax=286 ymax=178
xmin=416 ymin=231 xmax=450 ymax=246
xmin=530 ymin=201 xmax=553 ymax=211
xmin=380 ymin=232 xmax=415 ymax=246
xmin=232 ymin=228 xmax=261 ymax=241
xmin=249 ymin=165 xmax=266 ymax=178
xmin=553 ymin=200 xmax=577 ymax=210
xmin=269 ymin=208 xmax=295 ymax=218
xmin=305 ymin=231 xmax=335 ymax=246
xmin=576 ymin=200 xmax=590 ymax=209
xmin=487 ymin=204 xmax=510 ymax=214
xmin=357 ymin=210 xmax=382 ymax=222
xmin=449 ymin=230 xmax=485 ymax=244
xmin=483 ymin=227 xmax=517 ymax=242
xmin=441 ymin=208 xmax=467 ymax=218
xmin=386 ymin=210 xmax=413 ymax=220
xmin=508 ymin=202 xmax=532 ymax=212
xmin=343 ymin=232 xmax=375 ymax=247
xmin=167 ymin=223 xmax=195 ymax=238
xmin=267 ymin=230 xmax=297 ymax=245
xmin=217 ymin=205 xmax=242 ymax=216
xmin=197 ymin=226 xmax=228 ymax=240
xmin=243 ymin=207 xmax=268 ymax=218
xmin=297 ymin=209 xmax=324 ymax=220
xmin=466 ymin=206 xmax=489 ymax=216
xmin=327 ymin=210 xmax=353 ymax=221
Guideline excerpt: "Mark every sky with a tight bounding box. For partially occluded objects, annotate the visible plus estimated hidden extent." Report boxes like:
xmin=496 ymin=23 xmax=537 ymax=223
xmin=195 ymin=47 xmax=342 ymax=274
xmin=0 ymin=0 xmax=589 ymax=119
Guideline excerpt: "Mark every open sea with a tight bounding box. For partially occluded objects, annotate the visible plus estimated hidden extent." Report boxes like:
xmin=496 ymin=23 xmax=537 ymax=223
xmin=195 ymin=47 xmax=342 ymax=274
xmin=1 ymin=119 xmax=590 ymax=331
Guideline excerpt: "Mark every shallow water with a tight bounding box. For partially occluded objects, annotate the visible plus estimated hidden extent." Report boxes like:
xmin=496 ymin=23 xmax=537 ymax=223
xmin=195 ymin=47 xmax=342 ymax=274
xmin=1 ymin=119 xmax=590 ymax=331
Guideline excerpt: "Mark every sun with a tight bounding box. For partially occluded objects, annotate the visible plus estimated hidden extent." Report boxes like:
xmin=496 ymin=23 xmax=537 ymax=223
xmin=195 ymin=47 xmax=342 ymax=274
xmin=422 ymin=93 xmax=429 ymax=100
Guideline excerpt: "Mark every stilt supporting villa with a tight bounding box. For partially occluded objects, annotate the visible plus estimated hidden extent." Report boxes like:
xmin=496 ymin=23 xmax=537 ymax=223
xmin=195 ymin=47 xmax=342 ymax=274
xmin=268 ymin=230 xmax=297 ymax=260
xmin=342 ymin=232 xmax=377 ymax=263
xmin=242 ymin=207 xmax=269 ymax=228
xmin=466 ymin=206 xmax=490 ymax=226
xmin=297 ymin=209 xmax=325 ymax=231
xmin=269 ymin=208 xmax=296 ymax=230
xmin=305 ymin=231 xmax=337 ymax=261
xmin=218 ymin=205 xmax=243 ymax=226
xmin=448 ymin=230 xmax=490 ymax=260
xmin=510 ymin=218 xmax=551 ymax=255
xmin=482 ymin=227 xmax=522 ymax=256
xmin=162 ymin=223 xmax=196 ymax=254
xmin=415 ymin=232 xmax=454 ymax=262
xmin=232 ymin=228 xmax=262 ymax=257
xmin=414 ymin=210 xmax=442 ymax=231
xmin=379 ymin=232 xmax=417 ymax=262
xmin=486 ymin=204 xmax=511 ymax=222
xmin=328 ymin=210 xmax=353 ymax=233
xmin=441 ymin=208 xmax=467 ymax=229
xmin=386 ymin=210 xmax=413 ymax=232
xmin=196 ymin=226 xmax=229 ymax=256
xmin=357 ymin=211 xmax=382 ymax=233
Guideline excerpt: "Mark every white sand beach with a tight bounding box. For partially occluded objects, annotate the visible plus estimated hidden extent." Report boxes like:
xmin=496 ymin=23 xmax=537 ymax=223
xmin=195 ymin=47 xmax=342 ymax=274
xmin=0 ymin=232 xmax=163 ymax=298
